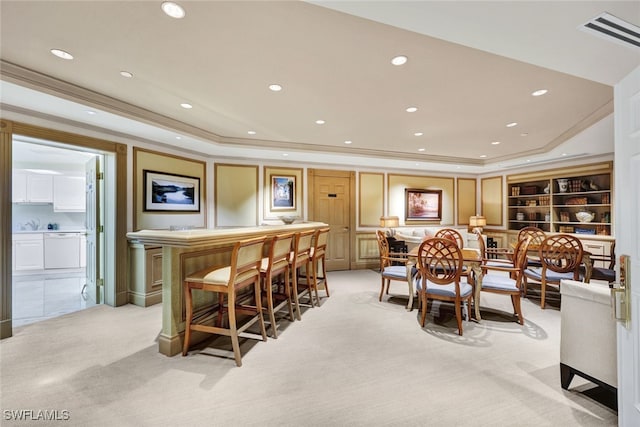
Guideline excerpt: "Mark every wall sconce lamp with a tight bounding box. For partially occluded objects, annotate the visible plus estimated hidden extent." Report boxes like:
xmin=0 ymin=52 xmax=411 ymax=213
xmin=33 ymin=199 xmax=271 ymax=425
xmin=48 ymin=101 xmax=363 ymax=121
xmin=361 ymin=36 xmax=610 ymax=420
xmin=469 ymin=215 xmax=487 ymax=234
xmin=380 ymin=215 xmax=400 ymax=239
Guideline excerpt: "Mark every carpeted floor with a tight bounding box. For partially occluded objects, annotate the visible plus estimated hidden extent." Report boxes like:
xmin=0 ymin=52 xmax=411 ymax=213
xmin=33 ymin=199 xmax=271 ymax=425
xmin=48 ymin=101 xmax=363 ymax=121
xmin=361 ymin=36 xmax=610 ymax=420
xmin=0 ymin=270 xmax=617 ymax=426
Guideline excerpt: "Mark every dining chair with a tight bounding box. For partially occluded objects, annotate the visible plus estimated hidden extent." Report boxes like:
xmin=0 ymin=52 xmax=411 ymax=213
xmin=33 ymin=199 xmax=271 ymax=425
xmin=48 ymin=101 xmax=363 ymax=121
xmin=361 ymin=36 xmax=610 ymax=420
xmin=477 ymin=236 xmax=532 ymax=324
xmin=414 ymin=237 xmax=473 ymax=336
xmin=473 ymin=229 xmax=511 ymax=269
xmin=434 ymin=228 xmax=465 ymax=249
xmin=290 ymin=229 xmax=315 ymax=318
xmin=260 ymin=232 xmax=295 ymax=338
xmin=308 ymin=227 xmax=331 ymax=304
xmin=583 ymin=241 xmax=616 ymax=283
xmin=182 ymin=236 xmax=267 ymax=367
xmin=518 ymin=226 xmax=546 ymax=295
xmin=524 ymin=234 xmax=584 ymax=309
xmin=376 ymin=230 xmax=414 ymax=304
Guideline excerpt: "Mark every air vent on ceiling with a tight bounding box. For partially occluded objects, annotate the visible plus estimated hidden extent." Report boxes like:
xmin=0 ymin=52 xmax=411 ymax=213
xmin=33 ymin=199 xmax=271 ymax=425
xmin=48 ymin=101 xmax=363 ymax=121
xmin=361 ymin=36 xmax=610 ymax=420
xmin=581 ymin=12 xmax=640 ymax=49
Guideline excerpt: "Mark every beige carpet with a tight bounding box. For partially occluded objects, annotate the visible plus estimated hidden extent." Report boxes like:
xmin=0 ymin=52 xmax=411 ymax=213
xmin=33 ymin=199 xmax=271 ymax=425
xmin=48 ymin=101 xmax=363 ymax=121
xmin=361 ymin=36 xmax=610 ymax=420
xmin=0 ymin=270 xmax=617 ymax=426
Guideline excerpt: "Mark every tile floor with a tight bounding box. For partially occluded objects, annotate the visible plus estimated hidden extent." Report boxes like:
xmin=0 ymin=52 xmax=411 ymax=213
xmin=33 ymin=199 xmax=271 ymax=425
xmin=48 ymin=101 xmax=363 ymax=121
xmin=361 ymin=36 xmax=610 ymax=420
xmin=11 ymin=270 xmax=96 ymax=327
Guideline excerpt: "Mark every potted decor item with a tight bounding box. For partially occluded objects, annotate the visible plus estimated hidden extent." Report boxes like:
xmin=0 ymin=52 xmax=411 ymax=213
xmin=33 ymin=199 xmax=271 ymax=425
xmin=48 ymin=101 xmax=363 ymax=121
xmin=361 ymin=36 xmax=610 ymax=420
xmin=575 ymin=211 xmax=595 ymax=223
xmin=557 ymin=178 xmax=569 ymax=193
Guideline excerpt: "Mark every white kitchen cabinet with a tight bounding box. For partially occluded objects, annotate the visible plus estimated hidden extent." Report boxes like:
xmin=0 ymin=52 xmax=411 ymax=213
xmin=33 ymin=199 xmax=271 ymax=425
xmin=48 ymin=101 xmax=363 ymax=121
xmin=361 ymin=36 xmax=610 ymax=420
xmin=53 ymin=175 xmax=86 ymax=212
xmin=13 ymin=233 xmax=44 ymax=271
xmin=44 ymin=232 xmax=81 ymax=269
xmin=12 ymin=170 xmax=53 ymax=203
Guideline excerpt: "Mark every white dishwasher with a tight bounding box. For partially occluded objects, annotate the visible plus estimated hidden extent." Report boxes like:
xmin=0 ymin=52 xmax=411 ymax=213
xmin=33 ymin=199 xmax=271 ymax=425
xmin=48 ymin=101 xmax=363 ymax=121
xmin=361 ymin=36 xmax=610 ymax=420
xmin=44 ymin=232 xmax=81 ymax=269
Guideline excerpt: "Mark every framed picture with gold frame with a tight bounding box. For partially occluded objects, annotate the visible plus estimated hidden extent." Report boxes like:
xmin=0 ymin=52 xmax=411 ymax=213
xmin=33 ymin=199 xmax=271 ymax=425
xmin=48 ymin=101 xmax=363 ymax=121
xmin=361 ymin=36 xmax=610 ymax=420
xmin=271 ymin=175 xmax=296 ymax=210
xmin=405 ymin=188 xmax=442 ymax=221
xmin=264 ymin=166 xmax=303 ymax=219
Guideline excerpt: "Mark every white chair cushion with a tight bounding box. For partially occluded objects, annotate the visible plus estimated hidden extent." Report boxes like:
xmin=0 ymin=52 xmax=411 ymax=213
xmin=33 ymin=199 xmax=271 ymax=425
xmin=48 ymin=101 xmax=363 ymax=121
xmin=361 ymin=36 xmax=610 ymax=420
xmin=186 ymin=266 xmax=231 ymax=286
xmin=414 ymin=276 xmax=473 ymax=297
xmin=481 ymin=273 xmax=518 ymax=291
xmin=525 ymin=267 xmax=581 ymax=282
xmin=382 ymin=265 xmax=408 ymax=280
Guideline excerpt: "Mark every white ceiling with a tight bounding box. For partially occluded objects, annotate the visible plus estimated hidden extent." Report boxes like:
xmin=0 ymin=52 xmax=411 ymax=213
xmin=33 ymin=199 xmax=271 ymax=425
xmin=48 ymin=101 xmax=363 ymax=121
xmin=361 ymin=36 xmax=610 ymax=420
xmin=1 ymin=1 xmax=638 ymax=173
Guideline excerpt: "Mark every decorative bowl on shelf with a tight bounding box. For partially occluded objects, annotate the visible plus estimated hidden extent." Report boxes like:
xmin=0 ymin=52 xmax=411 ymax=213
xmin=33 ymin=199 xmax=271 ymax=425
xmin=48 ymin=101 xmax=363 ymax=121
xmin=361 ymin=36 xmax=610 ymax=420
xmin=575 ymin=211 xmax=595 ymax=223
xmin=279 ymin=215 xmax=298 ymax=225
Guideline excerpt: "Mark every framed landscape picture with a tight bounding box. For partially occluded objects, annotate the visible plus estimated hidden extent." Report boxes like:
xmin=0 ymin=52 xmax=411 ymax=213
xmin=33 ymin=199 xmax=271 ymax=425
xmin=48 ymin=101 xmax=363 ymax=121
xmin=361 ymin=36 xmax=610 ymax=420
xmin=143 ymin=170 xmax=200 ymax=212
xmin=271 ymin=175 xmax=296 ymax=210
xmin=405 ymin=188 xmax=442 ymax=221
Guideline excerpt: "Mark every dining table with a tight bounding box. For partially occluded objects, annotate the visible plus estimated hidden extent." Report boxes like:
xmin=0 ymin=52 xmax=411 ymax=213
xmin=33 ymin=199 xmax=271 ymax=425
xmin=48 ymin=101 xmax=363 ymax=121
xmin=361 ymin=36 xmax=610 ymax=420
xmin=407 ymin=245 xmax=484 ymax=321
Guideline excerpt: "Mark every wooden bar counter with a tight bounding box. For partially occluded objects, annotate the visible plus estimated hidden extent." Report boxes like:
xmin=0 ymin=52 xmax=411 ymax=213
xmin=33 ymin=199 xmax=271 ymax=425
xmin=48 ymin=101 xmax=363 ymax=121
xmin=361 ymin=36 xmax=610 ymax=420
xmin=127 ymin=222 xmax=328 ymax=356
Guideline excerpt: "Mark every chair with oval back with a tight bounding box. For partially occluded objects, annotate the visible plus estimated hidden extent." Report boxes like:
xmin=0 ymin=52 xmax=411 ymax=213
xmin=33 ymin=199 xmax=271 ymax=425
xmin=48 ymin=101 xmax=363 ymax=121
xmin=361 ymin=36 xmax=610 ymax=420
xmin=524 ymin=234 xmax=584 ymax=309
xmin=434 ymin=228 xmax=465 ymax=248
xmin=519 ymin=226 xmax=547 ymax=295
xmin=476 ymin=236 xmax=532 ymax=324
xmin=414 ymin=237 xmax=473 ymax=335
xmin=376 ymin=230 xmax=414 ymax=307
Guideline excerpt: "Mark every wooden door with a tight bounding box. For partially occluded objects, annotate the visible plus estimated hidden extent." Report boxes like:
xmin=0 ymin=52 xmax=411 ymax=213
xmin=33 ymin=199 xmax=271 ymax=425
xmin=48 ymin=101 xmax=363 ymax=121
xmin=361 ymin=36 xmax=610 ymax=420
xmin=614 ymin=65 xmax=640 ymax=426
xmin=308 ymin=169 xmax=353 ymax=271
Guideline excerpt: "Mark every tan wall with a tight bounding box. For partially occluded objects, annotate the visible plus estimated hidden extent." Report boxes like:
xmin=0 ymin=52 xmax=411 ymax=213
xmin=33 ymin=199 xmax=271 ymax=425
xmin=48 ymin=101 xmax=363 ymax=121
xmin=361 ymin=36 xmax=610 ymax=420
xmin=388 ymin=174 xmax=456 ymax=225
xmin=133 ymin=148 xmax=207 ymax=230
xmin=215 ymin=164 xmax=259 ymax=227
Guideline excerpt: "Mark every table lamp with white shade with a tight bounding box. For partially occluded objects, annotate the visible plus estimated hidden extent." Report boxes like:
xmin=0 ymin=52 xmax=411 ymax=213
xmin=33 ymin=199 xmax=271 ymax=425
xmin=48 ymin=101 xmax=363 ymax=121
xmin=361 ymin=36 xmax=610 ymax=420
xmin=380 ymin=215 xmax=400 ymax=239
xmin=469 ymin=215 xmax=487 ymax=234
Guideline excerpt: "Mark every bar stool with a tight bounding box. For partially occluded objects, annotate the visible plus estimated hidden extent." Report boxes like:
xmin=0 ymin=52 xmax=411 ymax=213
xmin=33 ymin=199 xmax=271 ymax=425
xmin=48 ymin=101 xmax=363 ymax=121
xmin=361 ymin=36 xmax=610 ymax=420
xmin=309 ymin=227 xmax=330 ymax=304
xmin=182 ymin=236 xmax=267 ymax=367
xmin=289 ymin=229 xmax=315 ymax=319
xmin=260 ymin=232 xmax=295 ymax=338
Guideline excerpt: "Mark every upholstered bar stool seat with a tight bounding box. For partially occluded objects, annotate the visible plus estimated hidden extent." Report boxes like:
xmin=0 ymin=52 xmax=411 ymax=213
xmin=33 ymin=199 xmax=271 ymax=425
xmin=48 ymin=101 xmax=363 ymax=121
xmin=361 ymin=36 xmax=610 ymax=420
xmin=182 ymin=236 xmax=267 ymax=367
xmin=289 ymin=230 xmax=315 ymax=318
xmin=260 ymin=233 xmax=295 ymax=338
xmin=307 ymin=227 xmax=331 ymax=305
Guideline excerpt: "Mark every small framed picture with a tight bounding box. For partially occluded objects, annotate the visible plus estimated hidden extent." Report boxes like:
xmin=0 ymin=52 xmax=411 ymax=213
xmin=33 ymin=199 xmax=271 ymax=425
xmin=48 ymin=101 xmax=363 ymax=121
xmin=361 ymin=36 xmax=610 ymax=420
xmin=143 ymin=170 xmax=200 ymax=212
xmin=271 ymin=175 xmax=296 ymax=210
xmin=405 ymin=188 xmax=442 ymax=221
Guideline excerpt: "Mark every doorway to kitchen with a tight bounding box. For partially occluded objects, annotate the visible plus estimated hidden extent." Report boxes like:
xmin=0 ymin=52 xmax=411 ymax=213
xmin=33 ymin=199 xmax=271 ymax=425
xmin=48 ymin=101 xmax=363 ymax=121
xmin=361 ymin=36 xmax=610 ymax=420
xmin=11 ymin=137 xmax=106 ymax=327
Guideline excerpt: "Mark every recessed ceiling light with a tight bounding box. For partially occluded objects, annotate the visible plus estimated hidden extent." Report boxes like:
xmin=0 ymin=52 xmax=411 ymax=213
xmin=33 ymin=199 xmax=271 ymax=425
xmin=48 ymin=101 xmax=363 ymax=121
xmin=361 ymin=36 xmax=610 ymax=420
xmin=532 ymin=89 xmax=548 ymax=96
xmin=161 ymin=2 xmax=185 ymax=19
xmin=391 ymin=55 xmax=408 ymax=66
xmin=418 ymin=148 xmax=426 ymax=152
xmin=406 ymin=106 xmax=418 ymax=113
xmin=506 ymin=122 xmax=518 ymax=128
xmin=562 ymin=153 xmax=568 ymax=156
xmin=315 ymin=120 xmax=325 ymax=125
xmin=414 ymin=132 xmax=423 ymax=136
xmin=120 ymin=71 xmax=133 ymax=78
xmin=526 ymin=159 xmax=532 ymax=162
xmin=86 ymin=111 xmax=96 ymax=115
xmin=480 ymin=154 xmax=487 ymax=158
xmin=50 ymin=49 xmax=73 ymax=60
xmin=247 ymin=130 xmax=256 ymax=135
xmin=520 ymin=133 xmax=529 ymax=137
xmin=180 ymin=103 xmax=193 ymax=109
xmin=491 ymin=141 xmax=501 ymax=145
xmin=282 ymin=153 xmax=289 ymax=157
xmin=268 ymin=84 xmax=282 ymax=92
xmin=175 ymin=136 xmax=182 ymax=140
xmin=344 ymin=140 xmax=352 ymax=145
